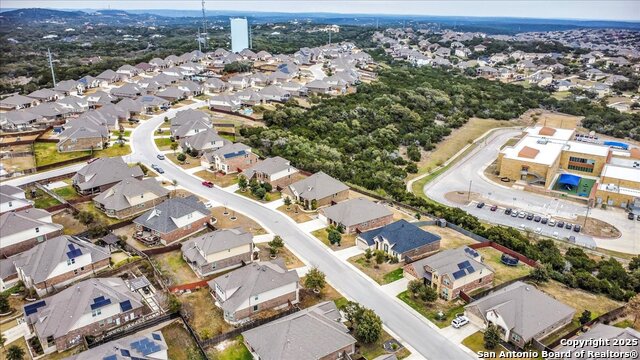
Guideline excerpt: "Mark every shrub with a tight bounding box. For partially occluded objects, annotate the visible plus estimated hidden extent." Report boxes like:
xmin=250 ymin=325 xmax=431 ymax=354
xmin=177 ymin=153 xmax=186 ymax=162
xmin=484 ymin=324 xmax=501 ymax=350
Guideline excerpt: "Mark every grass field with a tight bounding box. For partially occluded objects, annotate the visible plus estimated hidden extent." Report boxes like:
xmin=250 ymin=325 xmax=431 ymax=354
xmin=349 ymin=254 xmax=403 ymax=285
xmin=52 ymin=185 xmax=81 ymax=201
xmin=311 ymin=227 xmax=357 ymax=250
xmin=195 ymin=170 xmax=238 ymax=187
xmin=152 ymin=250 xmax=200 ymax=285
xmin=462 ymin=331 xmax=539 ymax=359
xmin=74 ymin=202 xmax=123 ymax=225
xmin=162 ymin=321 xmax=205 ymax=360
xmin=206 ymin=336 xmax=252 ymax=360
xmin=421 ymin=225 xmax=477 ymax=250
xmin=179 ymin=289 xmax=233 ymax=340
xmin=25 ymin=186 xmax=61 ymax=208
xmin=34 ymin=142 xmax=132 ymax=167
xmin=397 ymin=291 xmax=466 ymax=328
xmin=154 ymin=137 xmax=174 ymax=149
xmin=477 ymin=247 xmax=532 ymax=285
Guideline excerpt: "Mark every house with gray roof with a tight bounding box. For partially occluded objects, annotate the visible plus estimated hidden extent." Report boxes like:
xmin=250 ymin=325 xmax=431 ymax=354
xmin=138 ymin=95 xmax=169 ymax=113
xmin=241 ymin=156 xmax=299 ymax=190
xmin=2 ymin=235 xmax=110 ymax=296
xmin=0 ymin=208 xmax=63 ymax=257
xmin=72 ymin=157 xmax=144 ymax=195
xmin=66 ymin=329 xmax=168 ymax=360
xmin=93 ymin=178 xmax=170 ymax=219
xmin=242 ymin=301 xmax=356 ymax=360
xmin=57 ymin=123 xmax=109 ymax=153
xmin=182 ymin=227 xmax=255 ymax=277
xmin=404 ymin=246 xmax=494 ymax=300
xmin=0 ymin=184 xmax=32 ymax=214
xmin=96 ymin=69 xmax=121 ymax=85
xmin=357 ymin=219 xmax=441 ymax=262
xmin=170 ymin=117 xmax=212 ymax=140
xmin=53 ymin=80 xmax=84 ymax=96
xmin=133 ymin=195 xmax=211 ymax=245
xmin=464 ymin=281 xmax=576 ymax=349
xmin=179 ymin=128 xmax=227 ymax=155
xmin=259 ymin=85 xmax=291 ymax=102
xmin=200 ymin=142 xmax=259 ymax=174
xmin=554 ymin=323 xmax=640 ymax=360
xmin=1 ymin=110 xmax=43 ymax=130
xmin=320 ymin=197 xmax=393 ymax=234
xmin=112 ymin=83 xmax=143 ymax=98
xmin=28 ymin=88 xmax=60 ymax=102
xmin=156 ymin=87 xmax=187 ymax=102
xmin=305 ymin=79 xmax=332 ymax=94
xmin=208 ymin=94 xmax=241 ymax=112
xmin=204 ymin=77 xmax=228 ymax=93
xmin=117 ymin=97 xmax=144 ymax=116
xmin=56 ymin=96 xmax=89 ymax=114
xmin=282 ymin=171 xmax=349 ymax=209
xmin=208 ymin=260 xmax=299 ymax=324
xmin=23 ymin=277 xmax=147 ymax=353
xmin=0 ymin=94 xmax=38 ymax=110
xmin=171 ymin=108 xmax=210 ymax=128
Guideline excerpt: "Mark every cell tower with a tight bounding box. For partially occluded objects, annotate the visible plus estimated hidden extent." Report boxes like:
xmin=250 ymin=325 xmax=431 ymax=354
xmin=47 ymin=48 xmax=56 ymax=86
xmin=201 ymin=0 xmax=207 ymax=50
xmin=249 ymin=23 xmax=252 ymax=49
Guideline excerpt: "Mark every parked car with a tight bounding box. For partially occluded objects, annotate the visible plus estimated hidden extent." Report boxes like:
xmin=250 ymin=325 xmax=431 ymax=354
xmin=628 ymin=213 xmax=636 ymax=220
xmin=565 ymin=223 xmax=573 ymax=230
xmin=511 ymin=211 xmax=519 ymax=217
xmin=151 ymin=164 xmax=164 ymax=174
xmin=204 ymin=201 xmax=213 ymax=209
xmin=568 ymin=235 xmax=576 ymax=243
xmin=451 ymin=316 xmax=470 ymax=329
xmin=504 ymin=208 xmax=512 ymax=215
xmin=202 ymin=181 xmax=214 ymax=188
xmin=552 ymin=231 xmax=559 ymax=239
xmin=476 ymin=202 xmax=485 ymax=209
xmin=490 ymin=205 xmax=498 ymax=212
xmin=526 ymin=213 xmax=534 ymax=220
xmin=541 ymin=218 xmax=548 ymax=224
xmin=518 ymin=212 xmax=526 ymax=219
xmin=557 ymin=221 xmax=565 ymax=228
xmin=548 ymin=219 xmax=556 ymax=227
xmin=534 ymin=215 xmax=541 ymax=222
xmin=573 ymin=224 xmax=581 ymax=232
xmin=535 ymin=227 xmax=542 ymax=234
xmin=157 ymin=154 xmax=165 ymax=160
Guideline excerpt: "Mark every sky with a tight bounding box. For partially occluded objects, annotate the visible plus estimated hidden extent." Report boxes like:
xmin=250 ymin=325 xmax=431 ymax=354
xmin=2 ymin=1 xmax=640 ymax=22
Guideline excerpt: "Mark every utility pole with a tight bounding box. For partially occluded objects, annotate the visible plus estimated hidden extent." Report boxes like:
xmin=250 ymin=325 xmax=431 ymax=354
xmin=47 ymin=48 xmax=56 ymax=86
xmin=249 ymin=22 xmax=253 ymax=49
xmin=467 ymin=180 xmax=472 ymax=202
xmin=201 ymin=0 xmax=207 ymax=50
xmin=583 ymin=204 xmax=590 ymax=227
xmin=197 ymin=27 xmax=201 ymax=52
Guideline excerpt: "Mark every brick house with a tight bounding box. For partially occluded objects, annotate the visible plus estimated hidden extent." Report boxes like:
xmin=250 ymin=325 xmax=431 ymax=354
xmin=2 ymin=236 xmax=110 ymax=296
xmin=356 ymin=220 xmax=441 ymax=262
xmin=0 ymin=184 xmax=33 ymax=215
xmin=319 ymin=198 xmax=393 ymax=234
xmin=182 ymin=227 xmax=255 ymax=277
xmin=240 ymin=156 xmax=299 ymax=190
xmin=72 ymin=157 xmax=144 ymax=195
xmin=0 ymin=208 xmax=64 ymax=257
xmin=464 ymin=281 xmax=575 ymax=349
xmin=23 ymin=277 xmax=147 ymax=353
xmin=404 ymin=246 xmax=494 ymax=300
xmin=282 ymin=171 xmax=349 ymax=210
xmin=93 ymin=178 xmax=170 ymax=219
xmin=207 ymin=260 xmax=299 ymax=324
xmin=133 ymin=196 xmax=211 ymax=246
xmin=242 ymin=301 xmax=356 ymax=360
xmin=200 ymin=142 xmax=259 ymax=174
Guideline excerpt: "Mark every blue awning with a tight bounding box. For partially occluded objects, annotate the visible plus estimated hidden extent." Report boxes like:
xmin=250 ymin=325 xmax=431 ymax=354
xmin=558 ymin=174 xmax=581 ymax=187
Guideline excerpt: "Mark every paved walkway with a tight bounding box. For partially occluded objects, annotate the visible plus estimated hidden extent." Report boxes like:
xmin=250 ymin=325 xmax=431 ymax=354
xmin=1 ymin=322 xmax=29 ymax=345
xmin=440 ymin=323 xmax=481 ymax=345
xmin=334 ymin=246 xmax=363 ymax=260
xmin=380 ymin=278 xmax=409 ymax=297
xmin=297 ymin=218 xmax=327 ymax=233
xmin=253 ymin=234 xmax=275 ymax=244
xmin=264 ymin=198 xmax=284 ymax=210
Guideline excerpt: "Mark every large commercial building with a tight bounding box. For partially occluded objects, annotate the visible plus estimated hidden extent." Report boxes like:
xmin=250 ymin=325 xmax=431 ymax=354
xmin=497 ymin=125 xmax=640 ymax=209
xmin=230 ymin=18 xmax=249 ymax=53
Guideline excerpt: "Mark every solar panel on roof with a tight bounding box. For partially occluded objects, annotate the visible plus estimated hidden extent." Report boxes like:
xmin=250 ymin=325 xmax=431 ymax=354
xmin=90 ymin=297 xmax=111 ymax=310
xmin=120 ymin=300 xmax=132 ymax=312
xmin=24 ymin=300 xmax=46 ymax=316
xmin=152 ymin=333 xmax=162 ymax=341
xmin=464 ymin=247 xmax=479 ymax=257
xmin=103 ymin=355 xmax=117 ymax=360
xmin=121 ymin=349 xmax=131 ymax=357
xmin=452 ymin=269 xmax=466 ymax=279
xmin=457 ymin=260 xmax=471 ymax=270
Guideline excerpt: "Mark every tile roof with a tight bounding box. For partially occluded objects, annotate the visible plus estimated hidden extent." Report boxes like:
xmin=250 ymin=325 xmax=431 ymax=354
xmin=358 ymin=219 xmax=441 ymax=254
xmin=286 ymin=171 xmax=348 ymax=202
xmin=321 ymin=198 xmax=392 ymax=227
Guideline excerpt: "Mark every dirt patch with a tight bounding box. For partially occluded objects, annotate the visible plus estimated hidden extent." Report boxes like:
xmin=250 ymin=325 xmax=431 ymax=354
xmin=277 ymin=204 xmax=315 ymax=223
xmin=520 ymin=109 xmax=582 ymax=129
xmin=211 ymin=206 xmax=266 ymax=235
xmin=151 ymin=250 xmax=201 ymax=286
xmin=444 ymin=191 xmax=482 ymax=205
xmin=483 ymin=160 xmax=514 ymax=188
xmin=555 ymin=215 xmax=621 ymax=239
xmin=348 ymin=254 xmax=403 ymax=285
xmin=257 ymin=246 xmax=305 ymax=269
xmin=194 ymin=170 xmax=238 ymax=188
xmin=421 ymin=225 xmax=478 ymax=250
xmin=0 ymin=154 xmax=35 ymax=171
xmin=52 ymin=209 xmax=87 ymax=235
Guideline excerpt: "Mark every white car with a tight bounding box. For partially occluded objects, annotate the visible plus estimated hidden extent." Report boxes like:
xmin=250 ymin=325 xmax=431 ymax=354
xmin=451 ymin=315 xmax=470 ymax=329
xmin=548 ymin=219 xmax=556 ymax=227
xmin=204 ymin=201 xmax=213 ymax=209
xmin=552 ymin=231 xmax=559 ymax=239
xmin=535 ymin=227 xmax=542 ymax=234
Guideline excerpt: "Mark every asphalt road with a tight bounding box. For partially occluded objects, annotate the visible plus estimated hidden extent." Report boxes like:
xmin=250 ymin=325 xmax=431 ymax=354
xmin=129 ymin=106 xmax=473 ymax=360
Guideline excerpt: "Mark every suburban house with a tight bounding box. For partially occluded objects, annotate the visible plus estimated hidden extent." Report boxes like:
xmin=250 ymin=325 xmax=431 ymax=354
xmin=27 ymin=88 xmax=59 ymax=102
xmin=555 ymin=323 xmax=640 ymax=358
xmin=464 ymin=281 xmax=576 ymax=349
xmin=96 ymin=69 xmax=121 ymax=85
xmin=156 ymin=87 xmax=187 ymax=102
xmin=305 ymin=79 xmax=332 ymax=94
xmin=319 ymin=197 xmax=393 ymax=234
xmin=242 ymin=301 xmax=356 ymax=360
xmin=179 ymin=128 xmax=227 ymax=155
xmin=93 ymin=178 xmax=170 ymax=219
xmin=0 ymin=184 xmax=33 ymax=214
xmin=133 ymin=195 xmax=211 ymax=246
xmin=0 ymin=208 xmax=64 ymax=257
xmin=23 ymin=277 xmax=146 ymax=353
xmin=207 ymin=260 xmax=299 ymax=324
xmin=209 ymin=94 xmax=242 ymax=112
xmin=404 ymin=246 xmax=494 ymax=300
xmin=0 ymin=94 xmax=39 ymax=110
xmin=182 ymin=227 xmax=255 ymax=277
xmin=56 ymin=123 xmax=109 ymax=152
xmin=204 ymin=77 xmax=227 ymax=93
xmin=1 ymin=235 xmax=110 ymax=296
xmin=72 ymin=157 xmax=144 ymax=195
xmin=241 ymin=156 xmax=300 ymax=190
xmin=282 ymin=171 xmax=349 ymax=209
xmin=200 ymin=142 xmax=259 ymax=174
xmin=112 ymin=83 xmax=143 ymax=98
xmin=66 ymin=330 xmax=168 ymax=360
xmin=53 ymin=80 xmax=84 ymax=96
xmin=357 ymin=220 xmax=441 ymax=262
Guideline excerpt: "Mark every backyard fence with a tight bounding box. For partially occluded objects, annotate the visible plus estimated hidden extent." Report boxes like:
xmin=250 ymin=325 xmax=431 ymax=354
xmin=169 ymin=279 xmax=210 ymax=293
xmin=469 ymin=241 xmax=539 ymax=268
xmin=35 ymin=154 xmax=92 ymax=172
xmin=86 ymin=312 xmax=180 ymax=349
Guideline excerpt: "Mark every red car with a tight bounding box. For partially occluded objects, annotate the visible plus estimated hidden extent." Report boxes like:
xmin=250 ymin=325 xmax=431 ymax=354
xmin=202 ymin=181 xmax=214 ymax=188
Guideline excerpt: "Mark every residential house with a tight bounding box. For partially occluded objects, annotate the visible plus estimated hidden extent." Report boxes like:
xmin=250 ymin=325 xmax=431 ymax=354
xmin=1 ymin=110 xmax=43 ymax=130
xmin=2 ymin=236 xmax=110 ymax=296
xmin=241 ymin=156 xmax=299 ymax=190
xmin=179 ymin=128 xmax=227 ymax=155
xmin=236 ymin=89 xmax=263 ymax=106
xmin=209 ymin=94 xmax=241 ymax=112
xmin=96 ymin=69 xmax=121 ymax=85
xmin=280 ymin=81 xmax=308 ymax=97
xmin=242 ymin=301 xmax=356 ymax=360
xmin=182 ymin=227 xmax=255 ymax=277
xmin=404 ymin=246 xmax=494 ymax=300
xmin=156 ymin=87 xmax=187 ymax=102
xmin=65 ymin=330 xmax=168 ymax=360
xmin=72 ymin=157 xmax=144 ymax=195
xmin=204 ymin=77 xmax=228 ymax=93
xmin=77 ymin=75 xmax=100 ymax=89
xmin=208 ymin=260 xmax=299 ymax=324
xmin=305 ymin=79 xmax=332 ymax=94
xmin=464 ymin=281 xmax=576 ymax=349
xmin=228 ymin=75 xmax=250 ymax=90
xmin=133 ymin=195 xmax=211 ymax=246
xmin=93 ymin=178 xmax=170 ymax=219
xmin=473 ymin=44 xmax=487 ymax=52
xmin=256 ymin=50 xmax=272 ymax=61
xmin=259 ymin=85 xmax=291 ymax=102
xmin=171 ymin=118 xmax=212 ymax=140
xmin=112 ymin=83 xmax=143 ymax=98
xmin=200 ymin=142 xmax=259 ymax=174
xmin=555 ymin=323 xmax=640 ymax=359
xmin=57 ymin=123 xmax=109 ymax=152
xmin=116 ymin=64 xmax=140 ymax=79
xmin=282 ymin=171 xmax=349 ymax=209
xmin=0 ymin=184 xmax=33 ymax=214
xmin=0 ymin=208 xmax=63 ymax=257
xmin=27 ymin=88 xmax=60 ymax=102
xmin=56 ymin=96 xmax=90 ymax=114
xmin=117 ymin=97 xmax=144 ymax=116
xmin=320 ymin=198 xmax=393 ymax=234
xmin=138 ymin=95 xmax=170 ymax=113
xmin=23 ymin=277 xmax=146 ymax=353
xmin=85 ymin=91 xmax=117 ymax=108
xmin=53 ymin=80 xmax=84 ymax=96
xmin=0 ymin=94 xmax=39 ymax=110
xmin=177 ymin=80 xmax=203 ymax=97
xmin=357 ymin=219 xmax=441 ymax=262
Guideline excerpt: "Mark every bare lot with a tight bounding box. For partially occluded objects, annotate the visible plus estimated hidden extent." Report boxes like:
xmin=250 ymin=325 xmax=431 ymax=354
xmin=277 ymin=204 xmax=315 ymax=223
xmin=195 ymin=170 xmax=238 ymax=188
xmin=420 ymin=225 xmax=478 ymax=250
xmin=477 ymin=246 xmax=532 ymax=285
xmin=348 ymin=254 xmax=403 ymax=285
xmin=211 ymin=206 xmax=266 ymax=235
xmin=151 ymin=250 xmax=200 ymax=286
xmin=257 ymin=245 xmax=305 ymax=269
xmin=179 ymin=288 xmax=233 ymax=340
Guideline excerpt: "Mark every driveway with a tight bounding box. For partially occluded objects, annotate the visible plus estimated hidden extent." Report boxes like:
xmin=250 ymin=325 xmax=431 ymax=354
xmin=308 ymin=63 xmax=327 ymax=80
xmin=127 ymin=107 xmax=474 ymax=359
xmin=440 ymin=323 xmax=481 ymax=345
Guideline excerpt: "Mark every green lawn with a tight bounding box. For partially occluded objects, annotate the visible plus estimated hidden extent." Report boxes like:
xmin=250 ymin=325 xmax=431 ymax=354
xmin=34 ymin=142 xmax=90 ymax=166
xmin=235 ymin=189 xmax=282 ymax=203
xmin=113 ymin=130 xmax=131 ymax=137
xmin=155 ymin=137 xmax=174 ymax=149
xmin=206 ymin=336 xmax=252 ymax=360
xmin=382 ymin=268 xmax=405 ymax=284
xmin=162 ymin=321 xmax=205 ymax=360
xmin=311 ymin=227 xmax=357 ymax=249
xmin=220 ymin=133 xmax=236 ymax=142
xmin=26 ymin=186 xmax=61 ymax=208
xmin=397 ymin=291 xmax=465 ymax=328
xmin=462 ymin=331 xmax=540 ymax=359
xmin=359 ymin=330 xmax=411 ymax=360
xmin=53 ymin=185 xmax=81 ymax=200
xmin=477 ymin=247 xmax=532 ymax=285
xmin=95 ymin=144 xmax=132 ymax=157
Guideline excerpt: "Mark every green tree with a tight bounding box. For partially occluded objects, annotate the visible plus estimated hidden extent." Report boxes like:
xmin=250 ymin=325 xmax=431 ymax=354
xmin=0 ymin=333 xmax=6 ymax=349
xmin=170 ymin=142 xmax=179 ymax=154
xmin=304 ymin=267 xmax=326 ymax=293
xmin=407 ymin=280 xmax=423 ymax=297
xmin=254 ymin=187 xmax=266 ymax=200
xmin=407 ymin=145 xmax=421 ymax=162
xmin=579 ymin=310 xmax=592 ymax=325
xmin=268 ymin=235 xmax=285 ymax=254
xmin=238 ymin=176 xmax=248 ymax=191
xmin=364 ymin=248 xmax=373 ymax=263
xmin=483 ymin=324 xmax=501 ymax=350
xmin=284 ymin=197 xmax=292 ymax=208
xmin=328 ymin=229 xmax=341 ymax=245
xmin=374 ymin=250 xmax=386 ymax=265
xmin=530 ymin=266 xmax=550 ymax=283
xmin=629 ymin=256 xmax=640 ymax=271
xmin=6 ymin=345 xmax=25 ymax=360
xmin=310 ymin=199 xmax=318 ymax=210
xmin=354 ymin=308 xmax=383 ymax=344
xmin=419 ymin=285 xmax=438 ymax=302
xmin=177 ymin=153 xmax=186 ymax=162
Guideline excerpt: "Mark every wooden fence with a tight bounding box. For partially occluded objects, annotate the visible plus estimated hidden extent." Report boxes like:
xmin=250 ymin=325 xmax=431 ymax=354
xmin=469 ymin=241 xmax=539 ymax=268
xmin=36 ymin=154 xmax=92 ymax=172
xmin=169 ymin=279 xmax=210 ymax=293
